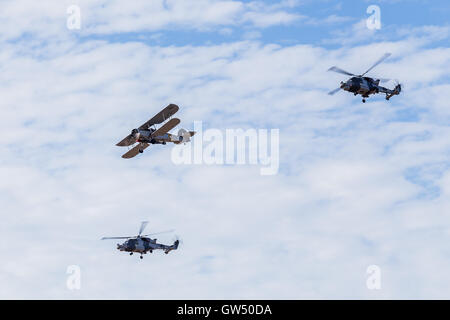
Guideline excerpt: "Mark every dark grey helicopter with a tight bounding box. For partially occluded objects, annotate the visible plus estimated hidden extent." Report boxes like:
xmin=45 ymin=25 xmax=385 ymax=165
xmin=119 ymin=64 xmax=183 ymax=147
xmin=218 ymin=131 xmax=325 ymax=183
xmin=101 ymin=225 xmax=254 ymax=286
xmin=101 ymin=222 xmax=179 ymax=259
xmin=328 ymin=53 xmax=401 ymax=103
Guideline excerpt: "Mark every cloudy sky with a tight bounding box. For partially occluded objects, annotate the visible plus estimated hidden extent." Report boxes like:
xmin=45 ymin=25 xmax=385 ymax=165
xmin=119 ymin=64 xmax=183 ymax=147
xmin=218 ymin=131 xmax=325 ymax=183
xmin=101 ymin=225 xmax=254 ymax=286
xmin=0 ymin=0 xmax=449 ymax=299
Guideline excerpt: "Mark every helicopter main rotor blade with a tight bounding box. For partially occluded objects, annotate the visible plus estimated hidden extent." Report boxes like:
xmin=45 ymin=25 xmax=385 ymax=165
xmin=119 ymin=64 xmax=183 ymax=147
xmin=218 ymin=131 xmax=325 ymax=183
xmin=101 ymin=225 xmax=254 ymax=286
xmin=328 ymin=87 xmax=342 ymax=95
xmin=327 ymin=66 xmax=355 ymax=77
xmin=101 ymin=236 xmax=132 ymax=240
xmin=142 ymin=229 xmax=175 ymax=237
xmin=361 ymin=52 xmax=391 ymax=77
xmin=138 ymin=221 xmax=149 ymax=236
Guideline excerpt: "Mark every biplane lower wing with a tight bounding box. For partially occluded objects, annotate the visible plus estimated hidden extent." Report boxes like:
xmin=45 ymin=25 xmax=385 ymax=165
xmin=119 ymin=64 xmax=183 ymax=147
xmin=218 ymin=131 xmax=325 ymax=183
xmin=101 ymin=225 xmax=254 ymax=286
xmin=122 ymin=143 xmax=150 ymax=159
xmin=139 ymin=104 xmax=179 ymax=129
xmin=116 ymin=134 xmax=135 ymax=147
xmin=151 ymin=118 xmax=180 ymax=138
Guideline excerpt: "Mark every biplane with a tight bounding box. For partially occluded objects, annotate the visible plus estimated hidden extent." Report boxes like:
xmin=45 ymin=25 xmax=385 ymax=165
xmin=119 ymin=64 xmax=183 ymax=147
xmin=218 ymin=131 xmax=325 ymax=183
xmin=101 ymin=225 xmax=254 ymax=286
xmin=116 ymin=104 xmax=195 ymax=159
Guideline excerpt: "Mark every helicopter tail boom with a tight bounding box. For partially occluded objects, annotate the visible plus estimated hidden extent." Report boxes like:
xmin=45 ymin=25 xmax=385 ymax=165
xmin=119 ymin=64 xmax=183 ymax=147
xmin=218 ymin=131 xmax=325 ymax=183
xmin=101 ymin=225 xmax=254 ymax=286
xmin=164 ymin=240 xmax=180 ymax=254
xmin=381 ymin=83 xmax=401 ymax=100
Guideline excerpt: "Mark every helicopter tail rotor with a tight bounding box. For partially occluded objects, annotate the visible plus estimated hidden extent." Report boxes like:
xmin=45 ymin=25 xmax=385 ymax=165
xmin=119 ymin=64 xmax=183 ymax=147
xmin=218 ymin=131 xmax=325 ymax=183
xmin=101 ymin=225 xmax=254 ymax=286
xmin=173 ymin=234 xmax=183 ymax=249
xmin=385 ymin=80 xmax=402 ymax=100
xmin=163 ymin=235 xmax=182 ymax=254
xmin=392 ymin=79 xmax=402 ymax=94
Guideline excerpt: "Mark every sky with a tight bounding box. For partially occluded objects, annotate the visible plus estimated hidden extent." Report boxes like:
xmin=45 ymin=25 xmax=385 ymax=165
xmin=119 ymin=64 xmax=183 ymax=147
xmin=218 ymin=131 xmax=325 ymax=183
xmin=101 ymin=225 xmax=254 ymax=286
xmin=0 ymin=0 xmax=450 ymax=299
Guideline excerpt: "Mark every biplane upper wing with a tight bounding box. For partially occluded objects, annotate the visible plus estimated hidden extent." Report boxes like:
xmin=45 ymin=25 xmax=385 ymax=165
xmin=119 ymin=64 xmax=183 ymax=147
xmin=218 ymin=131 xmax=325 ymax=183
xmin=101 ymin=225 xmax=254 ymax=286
xmin=151 ymin=118 xmax=180 ymax=138
xmin=116 ymin=134 xmax=136 ymax=147
xmin=139 ymin=104 xmax=179 ymax=130
xmin=122 ymin=143 xmax=150 ymax=159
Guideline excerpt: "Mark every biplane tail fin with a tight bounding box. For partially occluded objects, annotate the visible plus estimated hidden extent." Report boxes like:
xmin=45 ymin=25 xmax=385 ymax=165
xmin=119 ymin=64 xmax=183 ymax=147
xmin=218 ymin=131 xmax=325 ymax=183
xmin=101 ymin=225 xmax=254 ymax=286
xmin=173 ymin=129 xmax=195 ymax=144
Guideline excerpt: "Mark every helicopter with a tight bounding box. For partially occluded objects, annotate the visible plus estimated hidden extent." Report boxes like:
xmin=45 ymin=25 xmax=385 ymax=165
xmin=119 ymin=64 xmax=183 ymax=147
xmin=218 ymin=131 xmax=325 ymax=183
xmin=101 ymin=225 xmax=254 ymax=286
xmin=101 ymin=221 xmax=180 ymax=259
xmin=327 ymin=52 xmax=401 ymax=103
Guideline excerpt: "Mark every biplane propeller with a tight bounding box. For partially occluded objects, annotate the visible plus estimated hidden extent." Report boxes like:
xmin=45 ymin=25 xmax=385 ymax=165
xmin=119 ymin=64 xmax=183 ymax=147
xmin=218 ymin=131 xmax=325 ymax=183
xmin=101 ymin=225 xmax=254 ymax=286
xmin=116 ymin=104 xmax=195 ymax=158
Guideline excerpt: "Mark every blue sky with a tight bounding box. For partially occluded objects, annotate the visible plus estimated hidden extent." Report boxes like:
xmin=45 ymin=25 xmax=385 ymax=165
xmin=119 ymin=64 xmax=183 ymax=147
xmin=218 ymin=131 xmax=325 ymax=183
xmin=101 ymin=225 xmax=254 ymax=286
xmin=0 ymin=0 xmax=450 ymax=299
xmin=76 ymin=0 xmax=450 ymax=47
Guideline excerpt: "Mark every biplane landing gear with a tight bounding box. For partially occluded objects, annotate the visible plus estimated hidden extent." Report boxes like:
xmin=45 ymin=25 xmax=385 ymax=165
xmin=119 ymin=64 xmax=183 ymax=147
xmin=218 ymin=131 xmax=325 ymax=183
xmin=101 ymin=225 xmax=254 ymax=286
xmin=149 ymin=250 xmax=153 ymax=253
xmin=140 ymin=255 xmax=143 ymax=259
xmin=129 ymin=252 xmax=133 ymax=255
xmin=362 ymin=99 xmax=366 ymax=103
xmin=139 ymin=149 xmax=143 ymax=153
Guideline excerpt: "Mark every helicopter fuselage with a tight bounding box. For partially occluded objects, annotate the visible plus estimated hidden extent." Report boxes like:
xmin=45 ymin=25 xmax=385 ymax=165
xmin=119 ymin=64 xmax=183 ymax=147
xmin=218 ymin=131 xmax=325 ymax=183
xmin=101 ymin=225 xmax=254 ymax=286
xmin=117 ymin=237 xmax=179 ymax=255
xmin=340 ymin=76 xmax=380 ymax=97
xmin=339 ymin=76 xmax=401 ymax=101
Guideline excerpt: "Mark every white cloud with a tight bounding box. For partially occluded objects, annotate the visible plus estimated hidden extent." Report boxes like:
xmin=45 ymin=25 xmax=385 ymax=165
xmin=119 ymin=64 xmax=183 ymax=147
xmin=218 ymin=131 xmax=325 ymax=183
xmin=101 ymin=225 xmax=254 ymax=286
xmin=0 ymin=0 xmax=305 ymax=42
xmin=1 ymin=1 xmax=450 ymax=299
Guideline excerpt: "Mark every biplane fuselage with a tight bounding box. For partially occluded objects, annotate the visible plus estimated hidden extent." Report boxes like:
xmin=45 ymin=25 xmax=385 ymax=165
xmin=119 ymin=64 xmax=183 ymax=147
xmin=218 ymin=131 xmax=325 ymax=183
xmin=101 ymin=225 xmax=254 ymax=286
xmin=133 ymin=128 xmax=173 ymax=145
